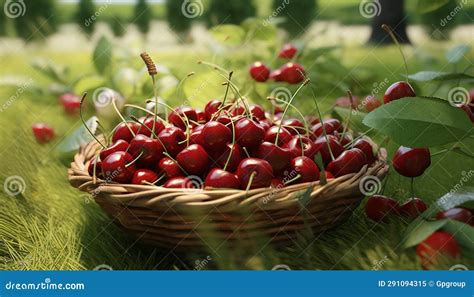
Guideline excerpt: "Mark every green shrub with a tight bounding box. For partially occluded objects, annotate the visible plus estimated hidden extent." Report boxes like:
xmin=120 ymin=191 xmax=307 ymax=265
xmin=11 ymin=0 xmax=57 ymax=41
xmin=109 ymin=17 xmax=127 ymax=38
xmin=166 ymin=0 xmax=193 ymax=34
xmin=272 ymin=0 xmax=317 ymax=37
xmin=76 ymin=0 xmax=96 ymax=36
xmin=207 ymin=0 xmax=256 ymax=26
xmin=133 ymin=0 xmax=152 ymax=35
xmin=420 ymin=0 xmax=459 ymax=40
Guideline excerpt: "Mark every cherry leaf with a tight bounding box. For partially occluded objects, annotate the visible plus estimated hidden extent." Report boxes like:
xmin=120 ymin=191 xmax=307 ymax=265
xmin=407 ymin=71 xmax=474 ymax=82
xmin=442 ymin=220 xmax=474 ymax=252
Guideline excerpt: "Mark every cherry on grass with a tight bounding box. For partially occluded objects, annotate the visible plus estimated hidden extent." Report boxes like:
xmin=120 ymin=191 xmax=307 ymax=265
xmin=398 ymin=197 xmax=428 ymax=219
xmin=416 ymin=231 xmax=460 ymax=269
xmin=249 ymin=62 xmax=270 ymax=82
xmin=59 ymin=93 xmax=81 ymax=115
xmin=278 ymin=44 xmax=297 ymax=59
xmin=365 ymin=195 xmax=400 ymax=222
xmin=32 ymin=123 xmax=55 ymax=144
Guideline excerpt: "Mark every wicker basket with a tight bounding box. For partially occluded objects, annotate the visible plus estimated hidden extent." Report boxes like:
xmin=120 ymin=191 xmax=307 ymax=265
xmin=68 ymin=137 xmax=389 ymax=251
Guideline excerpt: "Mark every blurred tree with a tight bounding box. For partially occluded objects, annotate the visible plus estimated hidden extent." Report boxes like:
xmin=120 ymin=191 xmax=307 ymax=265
xmin=166 ymin=0 xmax=193 ymax=41
xmin=12 ymin=0 xmax=57 ymax=41
xmin=368 ymin=0 xmax=410 ymax=44
xmin=134 ymin=0 xmax=152 ymax=35
xmin=272 ymin=0 xmax=317 ymax=37
xmin=420 ymin=0 xmax=458 ymax=40
xmin=76 ymin=0 xmax=96 ymax=36
xmin=0 ymin=0 xmax=5 ymax=36
xmin=110 ymin=17 xmax=127 ymax=38
xmin=207 ymin=0 xmax=256 ymax=26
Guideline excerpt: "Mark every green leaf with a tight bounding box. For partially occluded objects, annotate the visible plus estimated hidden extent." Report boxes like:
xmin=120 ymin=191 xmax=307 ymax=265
xmin=241 ymin=18 xmax=276 ymax=41
xmin=363 ymin=97 xmax=474 ymax=147
xmin=303 ymin=46 xmax=339 ymax=61
xmin=416 ymin=0 xmax=449 ymax=13
xmin=333 ymin=107 xmax=369 ymax=133
xmin=443 ymin=220 xmax=474 ymax=252
xmin=407 ymin=71 xmax=474 ymax=82
xmin=403 ymin=219 xmax=448 ymax=248
xmin=183 ymin=71 xmax=226 ymax=107
xmin=54 ymin=117 xmax=99 ymax=162
xmin=209 ymin=25 xmax=246 ymax=46
xmin=93 ymin=36 xmax=112 ymax=75
xmin=446 ymin=44 xmax=470 ymax=64
xmin=31 ymin=59 xmax=66 ymax=83
xmin=73 ymin=75 xmax=105 ymax=95
xmin=297 ymin=186 xmax=313 ymax=207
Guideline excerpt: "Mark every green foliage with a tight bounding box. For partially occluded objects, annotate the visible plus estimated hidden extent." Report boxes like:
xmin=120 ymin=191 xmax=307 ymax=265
xmin=133 ymin=0 xmax=153 ymax=35
xmin=166 ymin=0 xmax=193 ymax=34
xmin=272 ymin=0 xmax=317 ymax=37
xmin=11 ymin=0 xmax=57 ymax=41
xmin=92 ymin=36 xmax=113 ymax=75
xmin=109 ymin=17 xmax=127 ymax=38
xmin=207 ymin=0 xmax=256 ymax=26
xmin=76 ymin=0 xmax=96 ymax=36
xmin=419 ymin=0 xmax=459 ymax=40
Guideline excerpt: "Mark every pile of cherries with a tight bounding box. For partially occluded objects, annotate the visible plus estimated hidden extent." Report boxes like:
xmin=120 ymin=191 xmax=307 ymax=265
xmin=87 ymin=98 xmax=379 ymax=190
xmin=249 ymin=44 xmax=306 ymax=84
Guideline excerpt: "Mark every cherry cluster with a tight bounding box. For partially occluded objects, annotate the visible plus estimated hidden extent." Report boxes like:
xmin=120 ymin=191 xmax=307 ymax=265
xmin=87 ymin=98 xmax=379 ymax=190
xmin=249 ymin=44 xmax=306 ymax=84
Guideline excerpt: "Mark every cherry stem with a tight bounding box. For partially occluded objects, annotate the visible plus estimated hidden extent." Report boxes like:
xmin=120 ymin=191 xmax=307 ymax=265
xmin=344 ymin=128 xmax=375 ymax=148
xmin=177 ymin=72 xmax=195 ymax=101
xmin=149 ymin=99 xmax=191 ymax=145
xmin=275 ymin=79 xmax=310 ymax=145
xmin=95 ymin=120 xmax=109 ymax=146
xmin=284 ymin=174 xmax=301 ymax=185
xmin=223 ymin=110 xmax=235 ymax=172
xmin=79 ymin=93 xmax=106 ymax=148
xmin=269 ymin=97 xmax=310 ymax=137
xmin=242 ymin=147 xmax=251 ymax=158
xmin=245 ymin=171 xmax=257 ymax=192
xmin=198 ymin=60 xmax=231 ymax=75
xmin=309 ymin=85 xmax=335 ymax=161
xmin=123 ymin=104 xmax=167 ymax=123
xmin=220 ymin=71 xmax=233 ymax=113
xmin=339 ymin=90 xmax=354 ymax=143
xmin=130 ymin=116 xmax=170 ymax=156
xmin=112 ymin=98 xmax=135 ymax=137
xmin=151 ymin=75 xmax=158 ymax=136
xmin=382 ymin=24 xmax=409 ymax=83
xmin=126 ymin=151 xmax=144 ymax=167
xmin=163 ymin=152 xmax=189 ymax=176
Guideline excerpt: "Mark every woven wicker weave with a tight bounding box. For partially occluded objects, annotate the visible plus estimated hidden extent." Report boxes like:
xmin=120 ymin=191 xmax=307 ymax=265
xmin=68 ymin=136 xmax=389 ymax=251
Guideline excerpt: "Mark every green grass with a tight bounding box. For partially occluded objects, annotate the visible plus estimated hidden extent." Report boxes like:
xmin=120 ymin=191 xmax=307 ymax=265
xmin=0 ymin=43 xmax=473 ymax=270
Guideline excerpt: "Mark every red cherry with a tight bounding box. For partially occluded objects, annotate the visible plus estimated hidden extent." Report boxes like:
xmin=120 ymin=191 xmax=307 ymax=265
xmin=313 ymin=135 xmax=345 ymax=166
xmin=217 ymin=115 xmax=231 ymax=126
xmin=459 ymin=104 xmax=474 ymax=123
xmin=271 ymin=178 xmax=284 ymax=189
xmin=101 ymin=151 xmax=136 ymax=183
xmin=352 ymin=138 xmax=376 ymax=165
xmin=196 ymin=109 xmax=206 ymax=123
xmin=436 ymin=208 xmax=472 ymax=224
xmin=399 ymin=197 xmax=428 ymax=219
xmin=363 ymin=95 xmax=382 ymax=112
xmin=259 ymin=119 xmax=272 ymax=131
xmin=163 ymin=177 xmax=197 ymax=189
xmin=128 ymin=134 xmax=164 ymax=167
xmin=249 ymin=62 xmax=270 ymax=82
xmin=132 ymin=169 xmax=158 ymax=185
xmin=231 ymin=106 xmax=246 ymax=117
xmin=416 ymin=231 xmax=460 ymax=269
xmin=59 ymin=93 xmax=81 ymax=115
xmin=87 ymin=158 xmax=102 ymax=178
xmin=282 ymin=118 xmax=306 ymax=135
xmin=189 ymin=125 xmax=205 ymax=146
xmin=327 ymin=148 xmax=367 ymax=177
xmin=156 ymin=157 xmax=183 ymax=178
xmin=211 ymin=143 xmax=242 ymax=172
xmin=168 ymin=106 xmax=198 ymax=130
xmin=234 ymin=118 xmax=265 ymax=149
xmin=158 ymin=127 xmax=186 ymax=157
xmin=256 ymin=142 xmax=291 ymax=175
xmin=365 ymin=195 xmax=400 ymax=222
xmin=392 ymin=146 xmax=431 ymax=178
xmin=264 ymin=126 xmax=292 ymax=146
xmin=32 ymin=123 xmax=55 ymax=144
xmin=112 ymin=122 xmax=141 ymax=143
xmin=311 ymin=119 xmax=342 ymax=138
xmin=324 ymin=171 xmax=334 ymax=179
xmin=176 ymin=144 xmax=209 ymax=175
xmin=204 ymin=168 xmax=240 ymax=189
xmin=100 ymin=139 xmax=129 ymax=161
xmin=269 ymin=69 xmax=283 ymax=81
xmin=202 ymin=121 xmax=231 ymax=151
xmin=278 ymin=44 xmax=297 ymax=59
xmin=290 ymin=156 xmax=320 ymax=183
xmin=236 ymin=158 xmax=273 ymax=189
xmin=285 ymin=136 xmax=318 ymax=159
xmin=279 ymin=63 xmax=305 ymax=84
xmin=138 ymin=117 xmax=166 ymax=137
xmin=249 ymin=104 xmax=266 ymax=120
xmin=338 ymin=133 xmax=353 ymax=146
xmin=384 ymin=81 xmax=416 ymax=104
xmin=204 ymin=99 xmax=223 ymax=121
